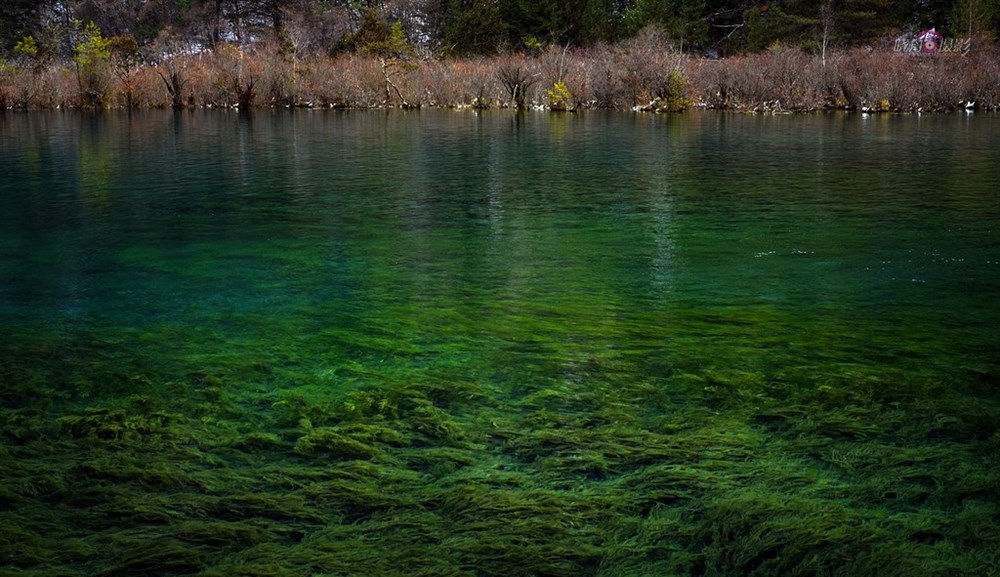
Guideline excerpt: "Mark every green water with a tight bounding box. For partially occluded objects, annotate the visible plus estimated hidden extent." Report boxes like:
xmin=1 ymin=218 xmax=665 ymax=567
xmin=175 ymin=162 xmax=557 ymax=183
xmin=1 ymin=109 xmax=999 ymax=576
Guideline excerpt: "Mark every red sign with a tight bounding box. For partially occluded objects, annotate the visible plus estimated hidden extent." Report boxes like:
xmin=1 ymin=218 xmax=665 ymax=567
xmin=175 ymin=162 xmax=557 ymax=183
xmin=917 ymin=28 xmax=943 ymax=53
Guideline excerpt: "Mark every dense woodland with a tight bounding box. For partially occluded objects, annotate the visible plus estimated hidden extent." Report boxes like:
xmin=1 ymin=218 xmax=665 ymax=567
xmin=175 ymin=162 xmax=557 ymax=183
xmin=1 ymin=0 xmax=999 ymax=111
xmin=3 ymin=0 xmax=1000 ymax=56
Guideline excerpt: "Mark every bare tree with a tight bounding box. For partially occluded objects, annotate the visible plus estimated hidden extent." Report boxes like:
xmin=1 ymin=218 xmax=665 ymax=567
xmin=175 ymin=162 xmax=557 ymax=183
xmin=497 ymin=56 xmax=539 ymax=110
xmin=821 ymin=0 xmax=834 ymax=66
xmin=108 ymin=34 xmax=141 ymax=107
xmin=364 ymin=20 xmax=419 ymax=107
xmin=150 ymin=30 xmax=188 ymax=109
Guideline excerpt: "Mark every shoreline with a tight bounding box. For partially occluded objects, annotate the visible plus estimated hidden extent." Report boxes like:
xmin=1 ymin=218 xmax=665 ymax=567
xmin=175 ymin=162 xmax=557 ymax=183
xmin=3 ymin=43 xmax=999 ymax=114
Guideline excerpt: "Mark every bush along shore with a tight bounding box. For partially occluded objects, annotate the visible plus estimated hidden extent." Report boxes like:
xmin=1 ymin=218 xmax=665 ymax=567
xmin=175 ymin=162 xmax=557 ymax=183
xmin=2 ymin=27 xmax=999 ymax=114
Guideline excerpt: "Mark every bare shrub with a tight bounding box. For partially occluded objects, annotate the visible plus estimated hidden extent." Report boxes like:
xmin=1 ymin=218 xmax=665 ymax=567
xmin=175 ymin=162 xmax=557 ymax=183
xmin=700 ymin=48 xmax=946 ymax=112
xmin=127 ymin=66 xmax=170 ymax=108
xmin=535 ymin=45 xmax=588 ymax=109
xmin=337 ymin=54 xmax=385 ymax=107
xmin=202 ymin=44 xmax=262 ymax=108
xmin=0 ymin=64 xmax=14 ymax=109
xmin=916 ymin=42 xmax=1000 ymax=111
xmin=179 ymin=55 xmax=221 ymax=107
xmin=496 ymin=54 xmax=541 ymax=109
xmin=108 ymin=35 xmax=142 ymax=108
xmin=36 ymin=66 xmax=76 ymax=109
xmin=296 ymin=57 xmax=342 ymax=106
xmin=759 ymin=47 xmax=823 ymax=110
xmin=911 ymin=57 xmax=965 ymax=110
xmin=256 ymin=42 xmax=300 ymax=106
xmin=621 ymin=27 xmax=687 ymax=105
xmin=700 ymin=55 xmax=760 ymax=109
xmin=537 ymin=44 xmax=569 ymax=83
xmin=817 ymin=52 xmax=848 ymax=107
xmin=154 ymin=57 xmax=187 ymax=109
xmin=0 ymin=64 xmax=38 ymax=109
xmin=834 ymin=50 xmax=969 ymax=112
xmin=147 ymin=30 xmax=192 ymax=109
xmin=297 ymin=54 xmax=383 ymax=108
xmin=412 ymin=58 xmax=501 ymax=108
xmin=966 ymin=43 xmax=1000 ymax=109
xmin=835 ymin=49 xmax=905 ymax=110
xmin=680 ymin=58 xmax=713 ymax=106
xmin=574 ymin=43 xmax=610 ymax=108
xmin=581 ymin=27 xmax=690 ymax=109
xmin=3 ymin=32 xmax=999 ymax=112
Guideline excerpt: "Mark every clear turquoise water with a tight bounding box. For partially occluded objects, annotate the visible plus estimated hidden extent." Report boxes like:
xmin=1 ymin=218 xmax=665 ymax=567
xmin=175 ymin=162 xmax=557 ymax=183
xmin=1 ymin=110 xmax=999 ymax=576
xmin=3 ymin=111 xmax=998 ymax=385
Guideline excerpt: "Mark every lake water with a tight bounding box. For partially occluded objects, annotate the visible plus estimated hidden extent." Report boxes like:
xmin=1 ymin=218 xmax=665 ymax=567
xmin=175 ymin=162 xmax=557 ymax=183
xmin=2 ymin=110 xmax=998 ymax=576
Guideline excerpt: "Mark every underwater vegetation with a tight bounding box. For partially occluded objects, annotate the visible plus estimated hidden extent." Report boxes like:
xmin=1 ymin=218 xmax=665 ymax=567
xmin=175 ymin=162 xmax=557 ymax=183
xmin=2 ymin=109 xmax=999 ymax=574
xmin=1 ymin=319 xmax=998 ymax=577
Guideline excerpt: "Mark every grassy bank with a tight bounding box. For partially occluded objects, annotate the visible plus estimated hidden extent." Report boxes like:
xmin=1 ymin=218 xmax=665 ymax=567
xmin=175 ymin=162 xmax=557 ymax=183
xmin=3 ymin=32 xmax=1000 ymax=113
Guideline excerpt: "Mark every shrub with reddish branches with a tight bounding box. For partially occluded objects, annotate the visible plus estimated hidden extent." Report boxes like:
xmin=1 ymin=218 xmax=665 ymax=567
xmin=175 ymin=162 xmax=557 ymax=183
xmin=1 ymin=35 xmax=998 ymax=112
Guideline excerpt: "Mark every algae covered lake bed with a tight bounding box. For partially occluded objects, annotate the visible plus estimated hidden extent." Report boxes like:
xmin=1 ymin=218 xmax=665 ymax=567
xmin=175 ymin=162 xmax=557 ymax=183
xmin=1 ymin=110 xmax=999 ymax=576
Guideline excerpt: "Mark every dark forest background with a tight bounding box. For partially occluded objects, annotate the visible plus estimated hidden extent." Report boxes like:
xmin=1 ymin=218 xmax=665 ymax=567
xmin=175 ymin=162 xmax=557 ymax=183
xmin=2 ymin=0 xmax=997 ymax=60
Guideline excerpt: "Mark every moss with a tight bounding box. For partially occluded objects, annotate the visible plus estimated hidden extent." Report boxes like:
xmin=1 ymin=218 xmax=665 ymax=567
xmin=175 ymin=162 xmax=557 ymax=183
xmin=293 ymin=511 xmax=460 ymax=575
xmin=208 ymin=493 xmax=323 ymax=523
xmin=0 ymin=409 xmax=51 ymax=444
xmin=197 ymin=563 xmax=303 ymax=577
xmin=230 ymin=431 xmax=286 ymax=451
xmin=0 ymin=522 xmax=56 ymax=568
xmin=173 ymin=521 xmax=269 ymax=549
xmin=691 ymin=494 xmax=894 ymax=576
xmin=303 ymin=476 xmax=418 ymax=522
xmin=92 ymin=536 xmax=208 ymax=577
xmin=271 ymin=391 xmax=341 ymax=428
xmin=611 ymin=464 xmax=726 ymax=514
xmin=401 ymin=446 xmax=478 ymax=477
xmin=57 ymin=408 xmax=175 ymax=442
xmin=2 ymin=291 xmax=998 ymax=577
xmin=434 ymin=484 xmax=607 ymax=577
xmin=293 ymin=427 xmax=383 ymax=460
xmin=598 ymin=506 xmax=700 ymax=577
xmin=407 ymin=399 xmax=465 ymax=443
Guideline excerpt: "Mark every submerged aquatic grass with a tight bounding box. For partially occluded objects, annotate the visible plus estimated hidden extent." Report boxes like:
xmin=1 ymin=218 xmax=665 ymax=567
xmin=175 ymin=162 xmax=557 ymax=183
xmin=1 ymin=110 xmax=999 ymax=576
xmin=3 ymin=317 xmax=997 ymax=576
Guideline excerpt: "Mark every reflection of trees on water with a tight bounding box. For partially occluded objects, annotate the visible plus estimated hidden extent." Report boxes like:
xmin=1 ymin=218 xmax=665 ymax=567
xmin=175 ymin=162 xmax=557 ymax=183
xmin=5 ymin=110 xmax=997 ymax=362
